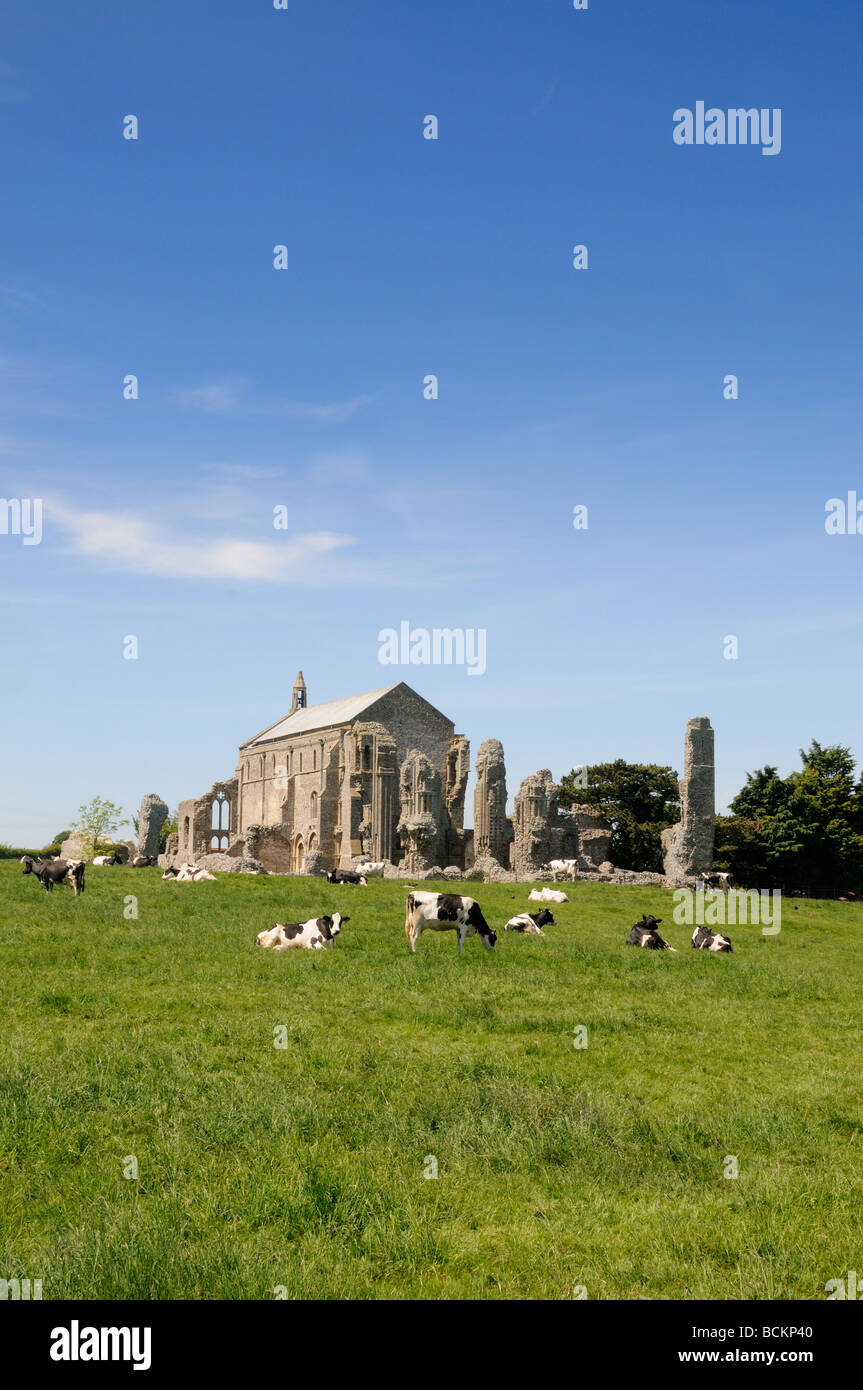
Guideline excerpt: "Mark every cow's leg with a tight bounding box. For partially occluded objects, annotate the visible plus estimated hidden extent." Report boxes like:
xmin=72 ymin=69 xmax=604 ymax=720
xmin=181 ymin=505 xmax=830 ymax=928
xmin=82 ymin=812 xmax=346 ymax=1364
xmin=410 ymin=923 xmax=420 ymax=953
xmin=458 ymin=926 xmax=466 ymax=955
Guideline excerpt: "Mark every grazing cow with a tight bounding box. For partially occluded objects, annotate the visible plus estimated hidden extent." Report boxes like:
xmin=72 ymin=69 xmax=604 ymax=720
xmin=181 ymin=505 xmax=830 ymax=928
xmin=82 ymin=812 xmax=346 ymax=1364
xmin=626 ymin=914 xmax=676 ymax=951
xmin=529 ymin=886 xmax=569 ymax=904
xmin=20 ymin=855 xmax=86 ymax=896
xmin=326 ymin=869 xmax=368 ymax=885
xmin=93 ymin=853 xmax=122 ymax=866
xmin=255 ymin=914 xmax=348 ymax=951
xmin=542 ymin=859 xmax=578 ymax=882
xmin=355 ymin=861 xmax=386 ymax=878
xmin=405 ymin=891 xmax=496 ymax=955
xmin=504 ymin=909 xmax=555 ymax=936
xmin=691 ymin=925 xmax=733 ymax=953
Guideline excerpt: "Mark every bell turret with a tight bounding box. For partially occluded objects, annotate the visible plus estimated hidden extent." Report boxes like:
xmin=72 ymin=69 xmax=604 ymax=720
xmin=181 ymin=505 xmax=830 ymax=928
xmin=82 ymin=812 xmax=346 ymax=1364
xmin=291 ymin=670 xmax=307 ymax=713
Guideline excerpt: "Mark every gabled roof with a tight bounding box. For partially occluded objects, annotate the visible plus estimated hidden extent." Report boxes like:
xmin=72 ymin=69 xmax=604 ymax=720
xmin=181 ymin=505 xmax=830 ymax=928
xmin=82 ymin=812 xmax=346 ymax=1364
xmin=243 ymin=685 xmax=401 ymax=747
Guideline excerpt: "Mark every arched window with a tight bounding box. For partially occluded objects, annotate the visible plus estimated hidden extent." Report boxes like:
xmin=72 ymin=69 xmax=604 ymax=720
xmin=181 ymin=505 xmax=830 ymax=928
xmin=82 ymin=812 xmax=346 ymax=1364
xmin=299 ymin=751 xmax=303 ymax=773
xmin=313 ymin=747 xmax=317 ymax=770
xmin=183 ymin=816 xmax=190 ymax=844
xmin=212 ymin=791 xmax=230 ymax=833
xmin=363 ymin=744 xmax=372 ymax=771
xmin=310 ymin=791 xmax=318 ymax=819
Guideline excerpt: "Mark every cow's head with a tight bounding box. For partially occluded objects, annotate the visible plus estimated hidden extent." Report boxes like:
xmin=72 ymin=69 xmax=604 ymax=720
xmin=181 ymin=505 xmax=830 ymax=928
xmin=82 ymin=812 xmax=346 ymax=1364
xmin=329 ymin=913 xmax=349 ymax=936
xmin=20 ymin=856 xmax=35 ymax=875
xmin=536 ymin=909 xmax=555 ymax=928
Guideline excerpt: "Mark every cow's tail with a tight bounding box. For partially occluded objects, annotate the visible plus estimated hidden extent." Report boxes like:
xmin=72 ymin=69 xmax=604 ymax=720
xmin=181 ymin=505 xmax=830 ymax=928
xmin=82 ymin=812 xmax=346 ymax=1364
xmin=405 ymin=894 xmax=415 ymax=940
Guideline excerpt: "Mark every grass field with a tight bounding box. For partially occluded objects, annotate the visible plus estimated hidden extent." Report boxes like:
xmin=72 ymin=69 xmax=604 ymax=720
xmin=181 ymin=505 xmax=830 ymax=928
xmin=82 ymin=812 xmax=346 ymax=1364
xmin=1 ymin=860 xmax=860 ymax=1300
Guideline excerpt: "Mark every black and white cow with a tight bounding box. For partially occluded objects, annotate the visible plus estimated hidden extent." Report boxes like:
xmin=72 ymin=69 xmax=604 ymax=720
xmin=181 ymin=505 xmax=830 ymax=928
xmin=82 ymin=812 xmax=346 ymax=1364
xmin=326 ymin=869 xmax=367 ymax=885
xmin=626 ymin=914 xmax=676 ymax=951
xmin=542 ymin=859 xmax=578 ymax=882
xmin=405 ymin=891 xmax=496 ymax=955
xmin=504 ymin=909 xmax=555 ymax=936
xmin=696 ymin=871 xmax=734 ymax=890
xmin=21 ymin=855 xmax=86 ymax=896
xmin=255 ymin=914 xmax=348 ymax=951
xmin=92 ymin=853 xmax=122 ymax=866
xmin=129 ymin=855 xmax=157 ymax=868
xmin=528 ymin=886 xmax=569 ymax=904
xmin=691 ymin=925 xmax=733 ymax=953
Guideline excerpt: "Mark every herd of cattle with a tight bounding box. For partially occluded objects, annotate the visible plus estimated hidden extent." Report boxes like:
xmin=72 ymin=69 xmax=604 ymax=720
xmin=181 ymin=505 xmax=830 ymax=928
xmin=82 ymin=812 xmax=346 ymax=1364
xmin=19 ymin=852 xmax=157 ymax=895
xmin=19 ymin=855 xmax=735 ymax=955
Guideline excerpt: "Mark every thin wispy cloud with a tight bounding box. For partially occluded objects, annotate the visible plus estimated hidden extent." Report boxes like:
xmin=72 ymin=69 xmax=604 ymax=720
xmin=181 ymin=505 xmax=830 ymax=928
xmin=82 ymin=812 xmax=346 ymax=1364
xmin=532 ymin=79 xmax=558 ymax=115
xmin=48 ymin=501 xmax=359 ymax=586
xmin=306 ymin=448 xmax=371 ymax=485
xmin=175 ymin=378 xmax=374 ymax=422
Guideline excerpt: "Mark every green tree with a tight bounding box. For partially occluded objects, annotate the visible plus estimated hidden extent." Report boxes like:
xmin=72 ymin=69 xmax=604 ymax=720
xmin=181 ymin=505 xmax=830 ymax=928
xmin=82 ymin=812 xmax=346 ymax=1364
xmin=727 ymin=743 xmax=863 ymax=891
xmin=71 ymin=798 xmax=126 ymax=860
xmin=159 ymin=811 xmax=178 ymax=853
xmin=713 ymin=815 xmax=772 ymax=885
xmin=559 ymin=760 xmax=680 ymax=872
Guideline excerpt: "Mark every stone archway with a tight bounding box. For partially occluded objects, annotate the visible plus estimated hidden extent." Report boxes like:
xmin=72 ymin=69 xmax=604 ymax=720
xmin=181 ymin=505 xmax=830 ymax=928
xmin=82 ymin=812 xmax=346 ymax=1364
xmin=293 ymin=836 xmax=305 ymax=874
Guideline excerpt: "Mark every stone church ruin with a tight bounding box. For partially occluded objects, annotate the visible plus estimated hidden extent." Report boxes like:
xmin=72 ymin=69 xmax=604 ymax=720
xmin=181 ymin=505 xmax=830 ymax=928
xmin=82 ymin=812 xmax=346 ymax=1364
xmin=160 ymin=671 xmax=716 ymax=884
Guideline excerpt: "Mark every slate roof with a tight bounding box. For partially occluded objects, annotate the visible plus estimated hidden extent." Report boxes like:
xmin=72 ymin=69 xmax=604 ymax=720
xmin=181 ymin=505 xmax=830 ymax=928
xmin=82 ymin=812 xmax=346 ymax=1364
xmin=245 ymin=685 xmax=400 ymax=746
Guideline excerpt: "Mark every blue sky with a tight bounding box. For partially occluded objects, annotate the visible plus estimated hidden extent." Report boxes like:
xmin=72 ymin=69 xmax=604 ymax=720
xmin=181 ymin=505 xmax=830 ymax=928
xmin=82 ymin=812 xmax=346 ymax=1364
xmin=2 ymin=0 xmax=862 ymax=844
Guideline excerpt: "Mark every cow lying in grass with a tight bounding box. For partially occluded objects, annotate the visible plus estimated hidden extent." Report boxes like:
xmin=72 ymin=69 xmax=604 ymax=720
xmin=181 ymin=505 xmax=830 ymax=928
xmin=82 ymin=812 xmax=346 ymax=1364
xmin=626 ymin=914 xmax=676 ymax=951
xmin=529 ymin=886 xmax=568 ymax=904
xmin=255 ymin=914 xmax=348 ymax=950
xmin=162 ymin=863 xmax=216 ymax=882
xmin=405 ymin=891 xmax=496 ymax=955
xmin=691 ymin=925 xmax=733 ymax=953
xmin=21 ymin=856 xmax=86 ymax=896
xmin=92 ymin=853 xmax=122 ymax=866
xmin=326 ymin=869 xmax=368 ymax=885
xmin=504 ymin=909 xmax=555 ymax=936
xmin=355 ymin=860 xmax=386 ymax=877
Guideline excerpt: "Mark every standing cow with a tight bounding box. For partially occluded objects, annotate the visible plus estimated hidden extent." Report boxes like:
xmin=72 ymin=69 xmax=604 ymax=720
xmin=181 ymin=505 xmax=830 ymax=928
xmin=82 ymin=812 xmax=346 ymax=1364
xmin=20 ymin=856 xmax=86 ymax=896
xmin=405 ymin=891 xmax=496 ymax=955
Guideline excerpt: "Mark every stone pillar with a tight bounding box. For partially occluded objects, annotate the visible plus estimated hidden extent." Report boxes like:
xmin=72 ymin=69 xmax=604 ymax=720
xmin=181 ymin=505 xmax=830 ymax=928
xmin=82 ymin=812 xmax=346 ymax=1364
xmin=512 ymin=770 xmax=557 ymax=877
xmin=473 ymin=739 xmax=509 ymax=867
xmin=662 ymin=717 xmax=715 ymax=883
xmin=138 ymin=794 xmax=169 ymax=859
xmin=397 ymin=749 xmax=443 ymax=873
xmin=444 ymin=736 xmax=470 ymax=830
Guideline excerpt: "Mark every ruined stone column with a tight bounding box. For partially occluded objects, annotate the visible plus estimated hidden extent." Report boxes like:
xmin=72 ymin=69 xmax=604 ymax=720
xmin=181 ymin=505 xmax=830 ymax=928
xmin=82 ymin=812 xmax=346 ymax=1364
xmin=138 ymin=794 xmax=168 ymax=859
xmin=512 ymin=770 xmax=557 ymax=878
xmin=444 ymin=736 xmax=470 ymax=830
xmin=473 ymin=739 xmax=509 ymax=867
xmin=661 ymin=717 xmax=715 ymax=883
xmin=397 ymin=749 xmax=443 ymax=873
